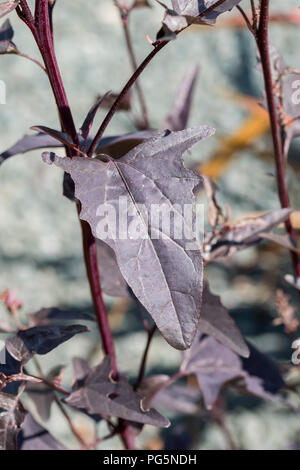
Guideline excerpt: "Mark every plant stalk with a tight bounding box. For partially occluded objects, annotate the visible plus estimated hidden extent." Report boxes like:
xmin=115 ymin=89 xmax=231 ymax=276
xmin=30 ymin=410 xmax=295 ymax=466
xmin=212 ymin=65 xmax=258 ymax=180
xmin=256 ymin=0 xmax=300 ymax=279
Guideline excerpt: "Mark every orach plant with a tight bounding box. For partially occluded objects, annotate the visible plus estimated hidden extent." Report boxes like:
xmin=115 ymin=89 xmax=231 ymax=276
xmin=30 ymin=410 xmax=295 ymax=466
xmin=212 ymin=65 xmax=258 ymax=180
xmin=0 ymin=0 xmax=299 ymax=450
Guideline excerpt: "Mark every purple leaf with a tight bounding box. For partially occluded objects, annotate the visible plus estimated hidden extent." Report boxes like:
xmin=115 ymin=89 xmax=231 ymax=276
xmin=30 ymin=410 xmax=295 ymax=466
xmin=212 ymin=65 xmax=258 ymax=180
xmin=199 ymin=282 xmax=249 ymax=357
xmin=42 ymin=127 xmax=215 ymax=350
xmin=0 ymin=132 xmax=66 ymax=165
xmin=19 ymin=414 xmax=66 ymax=450
xmin=0 ymin=19 xmax=17 ymax=54
xmin=171 ymin=0 xmax=242 ymax=24
xmin=0 ymin=392 xmax=26 ymax=450
xmin=260 ymin=232 xmax=300 ymax=254
xmin=65 ymin=356 xmax=170 ymax=427
xmin=28 ymin=307 xmax=94 ymax=327
xmin=96 ymin=91 xmax=132 ymax=112
xmin=0 ymin=1 xmax=19 ymax=19
xmin=181 ymin=333 xmax=285 ymax=409
xmin=31 ymin=126 xmax=76 ymax=150
xmin=0 ymin=130 xmax=153 ymax=166
xmin=5 ymin=324 xmax=88 ymax=364
xmin=96 ymin=241 xmax=129 ymax=297
xmin=156 ymin=1 xmax=209 ymax=41
xmin=163 ymin=65 xmax=199 ymax=132
xmin=80 ymin=92 xmax=111 ymax=142
xmin=207 ymin=208 xmax=293 ymax=261
xmin=26 ymin=366 xmax=64 ymax=421
xmin=139 ymin=375 xmax=201 ymax=414
xmin=156 ymin=0 xmax=242 ymax=40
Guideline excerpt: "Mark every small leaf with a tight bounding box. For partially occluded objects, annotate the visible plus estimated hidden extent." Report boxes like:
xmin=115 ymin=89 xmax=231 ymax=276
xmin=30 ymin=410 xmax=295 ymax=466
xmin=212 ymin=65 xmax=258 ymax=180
xmin=260 ymin=232 xmax=300 ymax=254
xmin=181 ymin=333 xmax=285 ymax=409
xmin=0 ymin=1 xmax=19 ymax=19
xmin=156 ymin=1 xmax=209 ymax=41
xmin=163 ymin=64 xmax=199 ymax=131
xmin=28 ymin=307 xmax=94 ymax=327
xmin=0 ymin=19 xmax=17 ymax=54
xmin=6 ymin=324 xmax=88 ymax=364
xmin=19 ymin=414 xmax=66 ymax=450
xmin=42 ymin=127 xmax=215 ymax=350
xmin=65 ymin=356 xmax=170 ymax=427
xmin=207 ymin=208 xmax=294 ymax=261
xmin=0 ymin=392 xmax=26 ymax=450
xmin=199 ymin=282 xmax=249 ymax=357
xmin=0 ymin=130 xmax=153 ymax=166
xmin=171 ymin=0 xmax=242 ymax=24
xmin=27 ymin=366 xmax=64 ymax=421
xmin=80 ymin=92 xmax=111 ymax=141
xmin=96 ymin=91 xmax=131 ymax=112
xmin=96 ymin=241 xmax=129 ymax=297
xmin=139 ymin=375 xmax=201 ymax=414
xmin=30 ymin=126 xmax=76 ymax=150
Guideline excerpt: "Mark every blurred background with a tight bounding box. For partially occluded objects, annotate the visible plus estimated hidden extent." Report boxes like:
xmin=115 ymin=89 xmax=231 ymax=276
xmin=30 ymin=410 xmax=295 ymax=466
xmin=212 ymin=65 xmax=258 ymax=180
xmin=1 ymin=0 xmax=300 ymax=449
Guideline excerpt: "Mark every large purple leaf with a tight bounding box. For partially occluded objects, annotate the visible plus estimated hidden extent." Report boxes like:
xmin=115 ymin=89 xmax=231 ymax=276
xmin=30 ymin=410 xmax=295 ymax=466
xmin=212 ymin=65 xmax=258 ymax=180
xmin=0 ymin=1 xmax=19 ymax=19
xmin=96 ymin=241 xmax=129 ymax=297
xmin=6 ymin=324 xmax=88 ymax=364
xmin=19 ymin=414 xmax=66 ymax=450
xmin=42 ymin=127 xmax=215 ymax=350
xmin=0 ymin=392 xmax=26 ymax=450
xmin=65 ymin=356 xmax=169 ymax=427
xmin=199 ymin=282 xmax=249 ymax=357
xmin=181 ymin=333 xmax=286 ymax=409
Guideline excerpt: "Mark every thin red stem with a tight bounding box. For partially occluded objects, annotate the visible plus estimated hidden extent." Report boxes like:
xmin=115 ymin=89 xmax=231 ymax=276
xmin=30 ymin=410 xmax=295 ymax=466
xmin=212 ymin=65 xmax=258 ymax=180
xmin=34 ymin=0 xmax=78 ymax=144
xmin=121 ymin=14 xmax=149 ymax=128
xmin=87 ymin=41 xmax=167 ymax=157
xmin=256 ymin=0 xmax=300 ymax=278
xmin=135 ymin=325 xmax=156 ymax=390
xmin=79 ymin=214 xmax=117 ymax=377
xmin=17 ymin=1 xmax=134 ymax=448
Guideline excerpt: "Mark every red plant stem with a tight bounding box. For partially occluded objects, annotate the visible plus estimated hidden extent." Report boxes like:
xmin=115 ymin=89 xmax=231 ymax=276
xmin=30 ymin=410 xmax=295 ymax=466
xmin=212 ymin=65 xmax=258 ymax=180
xmin=135 ymin=325 xmax=156 ymax=390
xmin=121 ymin=15 xmax=149 ymax=128
xmin=143 ymin=370 xmax=184 ymax=409
xmin=34 ymin=0 xmax=78 ymax=145
xmin=79 ymin=214 xmax=117 ymax=376
xmin=256 ymin=0 xmax=300 ymax=279
xmin=31 ymin=1 xmax=118 ymax=375
xmin=17 ymin=1 xmax=134 ymax=448
xmin=87 ymin=40 xmax=167 ymax=157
